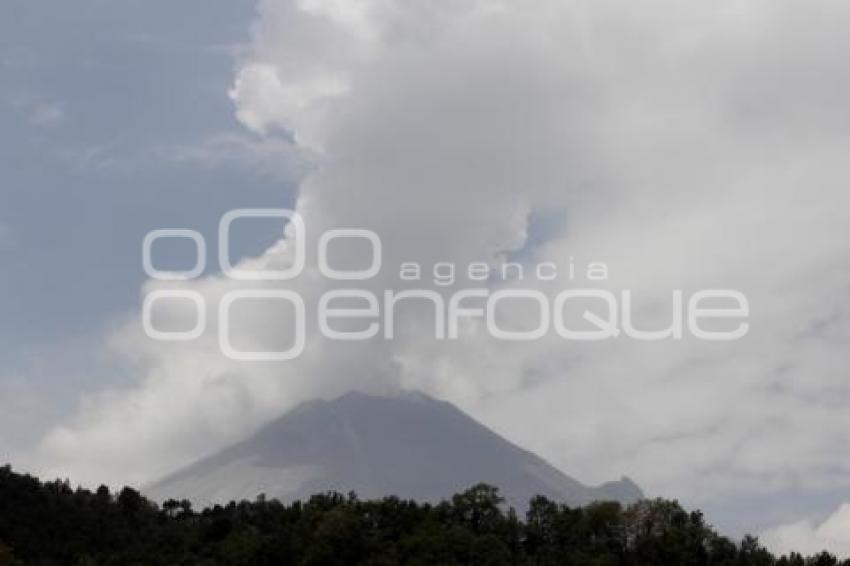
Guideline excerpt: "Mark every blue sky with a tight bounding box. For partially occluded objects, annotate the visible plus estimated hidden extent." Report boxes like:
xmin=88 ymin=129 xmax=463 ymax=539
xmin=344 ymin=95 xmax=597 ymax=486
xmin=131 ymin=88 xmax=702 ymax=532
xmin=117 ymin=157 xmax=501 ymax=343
xmin=0 ymin=0 xmax=298 ymax=449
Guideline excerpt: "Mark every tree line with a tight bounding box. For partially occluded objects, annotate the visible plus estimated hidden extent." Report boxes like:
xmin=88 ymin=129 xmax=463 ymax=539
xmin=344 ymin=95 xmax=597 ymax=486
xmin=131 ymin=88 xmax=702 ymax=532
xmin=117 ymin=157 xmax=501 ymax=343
xmin=0 ymin=465 xmax=843 ymax=565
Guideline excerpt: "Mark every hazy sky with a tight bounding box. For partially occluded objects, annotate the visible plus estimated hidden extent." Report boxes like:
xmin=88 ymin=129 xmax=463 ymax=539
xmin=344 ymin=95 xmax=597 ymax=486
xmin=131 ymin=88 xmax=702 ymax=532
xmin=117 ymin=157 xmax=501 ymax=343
xmin=2 ymin=0 xmax=850 ymax=554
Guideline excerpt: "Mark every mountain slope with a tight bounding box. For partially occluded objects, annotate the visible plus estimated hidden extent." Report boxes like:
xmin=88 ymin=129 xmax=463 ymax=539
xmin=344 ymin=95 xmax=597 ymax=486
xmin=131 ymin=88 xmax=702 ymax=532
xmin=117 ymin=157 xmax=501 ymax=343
xmin=146 ymin=391 xmax=642 ymax=511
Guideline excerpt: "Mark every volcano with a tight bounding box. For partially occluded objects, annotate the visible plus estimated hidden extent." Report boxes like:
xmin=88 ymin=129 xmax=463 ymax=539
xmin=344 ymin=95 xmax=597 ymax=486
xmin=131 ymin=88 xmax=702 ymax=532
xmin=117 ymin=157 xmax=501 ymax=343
xmin=147 ymin=391 xmax=642 ymax=512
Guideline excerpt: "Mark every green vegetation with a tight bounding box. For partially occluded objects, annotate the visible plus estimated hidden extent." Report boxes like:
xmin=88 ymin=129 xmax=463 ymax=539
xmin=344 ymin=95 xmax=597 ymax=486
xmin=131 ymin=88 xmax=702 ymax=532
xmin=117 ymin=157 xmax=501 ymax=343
xmin=0 ymin=465 xmax=842 ymax=565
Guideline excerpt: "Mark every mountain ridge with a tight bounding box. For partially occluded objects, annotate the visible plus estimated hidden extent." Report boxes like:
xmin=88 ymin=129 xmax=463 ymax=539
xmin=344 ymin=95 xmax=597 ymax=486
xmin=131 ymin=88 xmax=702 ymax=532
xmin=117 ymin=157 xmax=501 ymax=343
xmin=147 ymin=390 xmax=642 ymax=512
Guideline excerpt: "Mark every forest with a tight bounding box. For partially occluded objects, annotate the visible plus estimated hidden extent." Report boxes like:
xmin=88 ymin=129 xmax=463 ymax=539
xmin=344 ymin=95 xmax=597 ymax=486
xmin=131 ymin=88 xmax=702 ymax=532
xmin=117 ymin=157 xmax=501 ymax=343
xmin=0 ymin=464 xmax=844 ymax=565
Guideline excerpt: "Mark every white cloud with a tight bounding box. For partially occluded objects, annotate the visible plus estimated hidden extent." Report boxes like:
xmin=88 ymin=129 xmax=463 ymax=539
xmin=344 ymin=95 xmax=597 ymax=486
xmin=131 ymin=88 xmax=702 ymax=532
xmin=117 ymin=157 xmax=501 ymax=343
xmin=229 ymin=63 xmax=349 ymax=140
xmin=24 ymin=0 xmax=850 ymax=536
xmin=762 ymin=504 xmax=850 ymax=558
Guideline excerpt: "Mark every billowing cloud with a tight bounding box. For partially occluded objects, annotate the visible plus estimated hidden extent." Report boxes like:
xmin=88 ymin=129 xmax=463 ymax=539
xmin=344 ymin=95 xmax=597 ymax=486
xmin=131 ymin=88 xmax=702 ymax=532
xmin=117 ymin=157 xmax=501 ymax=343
xmin=762 ymin=504 xmax=850 ymax=558
xmin=25 ymin=0 xmax=850 ymax=536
